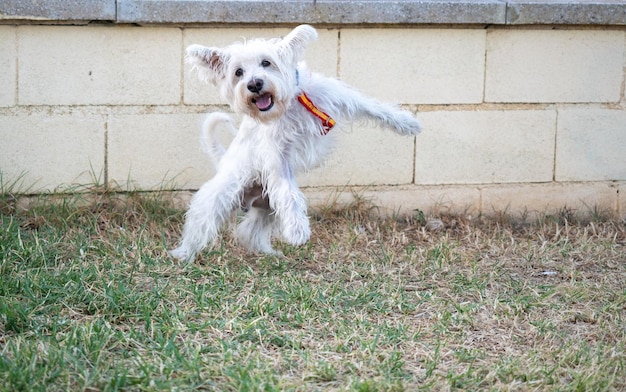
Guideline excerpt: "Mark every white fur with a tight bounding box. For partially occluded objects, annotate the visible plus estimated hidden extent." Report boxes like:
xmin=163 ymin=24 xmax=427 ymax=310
xmin=170 ymin=25 xmax=422 ymax=262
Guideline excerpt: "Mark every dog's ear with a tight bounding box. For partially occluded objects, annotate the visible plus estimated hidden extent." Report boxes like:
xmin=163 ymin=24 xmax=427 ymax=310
xmin=186 ymin=44 xmax=229 ymax=85
xmin=278 ymin=24 xmax=318 ymax=64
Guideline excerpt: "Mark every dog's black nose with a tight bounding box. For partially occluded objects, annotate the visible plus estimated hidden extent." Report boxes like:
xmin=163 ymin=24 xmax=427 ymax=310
xmin=247 ymin=78 xmax=264 ymax=93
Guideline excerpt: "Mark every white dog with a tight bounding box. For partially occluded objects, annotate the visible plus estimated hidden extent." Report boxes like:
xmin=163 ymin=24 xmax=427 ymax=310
xmin=170 ymin=25 xmax=422 ymax=262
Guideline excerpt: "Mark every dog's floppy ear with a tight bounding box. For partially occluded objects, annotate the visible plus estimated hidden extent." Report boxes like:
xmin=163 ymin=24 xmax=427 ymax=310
xmin=278 ymin=24 xmax=318 ymax=64
xmin=186 ymin=44 xmax=229 ymax=85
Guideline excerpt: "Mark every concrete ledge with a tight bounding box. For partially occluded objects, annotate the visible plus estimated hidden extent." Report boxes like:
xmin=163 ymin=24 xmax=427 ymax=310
xmin=1 ymin=0 xmax=625 ymax=26
xmin=507 ymin=1 xmax=626 ymax=25
xmin=302 ymin=182 xmax=621 ymax=219
xmin=117 ymin=0 xmax=506 ymax=25
xmin=0 ymin=0 xmax=115 ymax=23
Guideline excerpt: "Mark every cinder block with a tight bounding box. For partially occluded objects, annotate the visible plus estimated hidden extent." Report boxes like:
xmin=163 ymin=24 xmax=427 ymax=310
xmin=297 ymin=123 xmax=416 ymax=187
xmin=18 ymin=25 xmax=181 ymax=105
xmin=0 ymin=115 xmax=105 ymax=192
xmin=481 ymin=183 xmax=618 ymax=219
xmin=0 ymin=26 xmax=16 ymax=107
xmin=340 ymin=28 xmax=486 ymax=104
xmin=486 ymin=29 xmax=624 ymax=103
xmin=415 ymin=110 xmax=556 ymax=184
xmin=556 ymin=108 xmax=626 ymax=181
xmin=184 ymin=28 xmax=338 ymax=105
xmin=107 ymin=113 xmax=221 ymax=190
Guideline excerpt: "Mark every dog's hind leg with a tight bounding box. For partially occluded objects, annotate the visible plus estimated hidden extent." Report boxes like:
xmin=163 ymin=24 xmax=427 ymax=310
xmin=236 ymin=207 xmax=281 ymax=255
xmin=169 ymin=172 xmax=244 ymax=262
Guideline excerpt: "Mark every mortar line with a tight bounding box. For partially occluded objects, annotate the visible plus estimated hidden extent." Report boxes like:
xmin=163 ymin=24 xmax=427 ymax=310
xmin=614 ymin=184 xmax=620 ymax=217
xmin=504 ymin=1 xmax=509 ymax=25
xmin=14 ymin=26 xmax=19 ymax=106
xmin=412 ymin=134 xmax=417 ymax=185
xmin=336 ymin=29 xmax=341 ymax=77
xmin=104 ymin=117 xmax=109 ymax=190
xmin=478 ymin=186 xmax=483 ymax=216
xmin=552 ymin=108 xmax=559 ymax=182
xmin=482 ymin=27 xmax=489 ymax=103
xmin=180 ymin=27 xmax=186 ymax=105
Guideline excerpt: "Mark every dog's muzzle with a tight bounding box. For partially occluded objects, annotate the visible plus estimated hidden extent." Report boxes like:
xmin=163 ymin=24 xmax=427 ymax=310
xmin=247 ymin=78 xmax=274 ymax=112
xmin=251 ymin=93 xmax=274 ymax=112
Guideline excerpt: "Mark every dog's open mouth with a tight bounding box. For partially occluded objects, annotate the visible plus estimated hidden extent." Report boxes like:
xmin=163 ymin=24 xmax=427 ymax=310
xmin=252 ymin=93 xmax=274 ymax=112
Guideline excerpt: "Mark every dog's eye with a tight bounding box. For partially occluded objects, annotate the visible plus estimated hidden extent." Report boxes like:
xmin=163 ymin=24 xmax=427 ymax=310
xmin=261 ymin=60 xmax=271 ymax=68
xmin=235 ymin=68 xmax=244 ymax=77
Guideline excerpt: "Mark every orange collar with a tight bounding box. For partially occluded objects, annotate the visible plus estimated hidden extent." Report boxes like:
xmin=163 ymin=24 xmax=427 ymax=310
xmin=297 ymin=92 xmax=336 ymax=135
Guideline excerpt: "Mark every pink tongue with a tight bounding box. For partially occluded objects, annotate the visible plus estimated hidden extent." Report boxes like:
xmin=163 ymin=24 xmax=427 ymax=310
xmin=255 ymin=93 xmax=272 ymax=110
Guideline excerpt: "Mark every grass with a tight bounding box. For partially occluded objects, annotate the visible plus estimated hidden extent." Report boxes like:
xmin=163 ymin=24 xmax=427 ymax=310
xmin=1 ymin=190 xmax=625 ymax=391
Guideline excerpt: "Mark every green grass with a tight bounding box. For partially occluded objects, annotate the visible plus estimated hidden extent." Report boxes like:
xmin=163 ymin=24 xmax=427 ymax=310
xmin=1 ymin=191 xmax=625 ymax=391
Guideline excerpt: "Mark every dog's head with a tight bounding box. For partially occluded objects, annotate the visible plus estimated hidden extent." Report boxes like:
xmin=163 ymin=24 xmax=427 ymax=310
xmin=187 ymin=25 xmax=318 ymax=121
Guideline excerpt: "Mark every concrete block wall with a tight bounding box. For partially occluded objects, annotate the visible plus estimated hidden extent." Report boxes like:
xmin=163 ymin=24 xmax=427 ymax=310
xmin=1 ymin=0 xmax=625 ymax=219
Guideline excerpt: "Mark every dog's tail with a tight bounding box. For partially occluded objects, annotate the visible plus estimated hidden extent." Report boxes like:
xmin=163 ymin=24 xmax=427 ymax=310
xmin=200 ymin=112 xmax=237 ymax=169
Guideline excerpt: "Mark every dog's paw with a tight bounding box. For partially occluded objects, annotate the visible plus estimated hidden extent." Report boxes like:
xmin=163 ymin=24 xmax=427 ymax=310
xmin=395 ymin=111 xmax=423 ymax=135
xmin=168 ymin=246 xmax=194 ymax=262
xmin=282 ymin=220 xmax=311 ymax=246
xmin=262 ymin=248 xmax=284 ymax=257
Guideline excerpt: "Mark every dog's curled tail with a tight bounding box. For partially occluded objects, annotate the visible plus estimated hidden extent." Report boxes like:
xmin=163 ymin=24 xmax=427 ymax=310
xmin=200 ymin=112 xmax=237 ymax=169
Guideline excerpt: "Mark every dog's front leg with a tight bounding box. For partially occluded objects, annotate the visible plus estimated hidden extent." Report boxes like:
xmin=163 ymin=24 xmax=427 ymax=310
xmin=328 ymin=79 xmax=422 ymax=136
xmin=265 ymin=157 xmax=311 ymax=247
xmin=169 ymin=171 xmax=245 ymax=262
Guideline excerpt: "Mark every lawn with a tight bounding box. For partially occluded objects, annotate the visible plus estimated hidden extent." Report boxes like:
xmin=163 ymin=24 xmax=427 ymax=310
xmin=1 ymin=190 xmax=624 ymax=391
